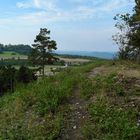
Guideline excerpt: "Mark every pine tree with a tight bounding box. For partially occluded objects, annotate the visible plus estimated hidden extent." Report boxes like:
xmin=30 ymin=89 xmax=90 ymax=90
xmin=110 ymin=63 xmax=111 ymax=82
xmin=31 ymin=28 xmax=57 ymax=76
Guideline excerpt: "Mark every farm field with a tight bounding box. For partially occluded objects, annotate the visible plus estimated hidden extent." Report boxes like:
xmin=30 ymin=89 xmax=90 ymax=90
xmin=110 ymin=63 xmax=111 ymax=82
xmin=59 ymin=57 xmax=90 ymax=63
xmin=0 ymin=51 xmax=92 ymax=76
xmin=0 ymin=51 xmax=91 ymax=63
xmin=0 ymin=51 xmax=27 ymax=59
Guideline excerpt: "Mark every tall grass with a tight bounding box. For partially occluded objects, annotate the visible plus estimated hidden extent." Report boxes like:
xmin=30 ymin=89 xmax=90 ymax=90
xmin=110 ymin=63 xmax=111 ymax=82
xmin=0 ymin=59 xmax=138 ymax=139
xmin=0 ymin=60 xmax=104 ymax=139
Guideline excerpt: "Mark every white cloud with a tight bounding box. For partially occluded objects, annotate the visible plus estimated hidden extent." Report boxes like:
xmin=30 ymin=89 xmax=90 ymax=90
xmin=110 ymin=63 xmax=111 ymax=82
xmin=16 ymin=1 xmax=32 ymax=8
xmin=15 ymin=0 xmax=135 ymax=25
xmin=33 ymin=0 xmax=41 ymax=8
xmin=17 ymin=0 xmax=57 ymax=10
xmin=0 ymin=0 xmax=134 ymax=30
xmin=100 ymin=0 xmax=134 ymax=12
xmin=1 ymin=0 xmax=134 ymax=51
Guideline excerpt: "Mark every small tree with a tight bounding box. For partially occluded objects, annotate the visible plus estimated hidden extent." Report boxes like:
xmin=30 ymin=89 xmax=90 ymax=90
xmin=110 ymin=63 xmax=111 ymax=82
xmin=112 ymin=14 xmax=131 ymax=60
xmin=30 ymin=28 xmax=57 ymax=77
xmin=0 ymin=66 xmax=16 ymax=95
xmin=128 ymin=0 xmax=140 ymax=63
xmin=16 ymin=66 xmax=37 ymax=84
xmin=113 ymin=0 xmax=140 ymax=63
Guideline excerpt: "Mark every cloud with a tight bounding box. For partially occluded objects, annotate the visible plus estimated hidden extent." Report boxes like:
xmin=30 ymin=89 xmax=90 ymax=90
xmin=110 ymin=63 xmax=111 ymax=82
xmin=0 ymin=0 xmax=135 ymax=28
xmin=33 ymin=0 xmax=40 ymax=8
xmin=0 ymin=0 xmax=134 ymax=51
xmin=17 ymin=0 xmax=57 ymax=10
xmin=100 ymin=0 xmax=135 ymax=12
xmin=15 ymin=0 xmax=134 ymax=25
xmin=16 ymin=1 xmax=32 ymax=8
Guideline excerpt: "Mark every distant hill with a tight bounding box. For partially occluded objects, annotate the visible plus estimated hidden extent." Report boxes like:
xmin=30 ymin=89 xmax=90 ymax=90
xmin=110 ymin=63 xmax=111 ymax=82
xmin=56 ymin=51 xmax=116 ymax=59
xmin=0 ymin=43 xmax=117 ymax=59
xmin=0 ymin=44 xmax=32 ymax=55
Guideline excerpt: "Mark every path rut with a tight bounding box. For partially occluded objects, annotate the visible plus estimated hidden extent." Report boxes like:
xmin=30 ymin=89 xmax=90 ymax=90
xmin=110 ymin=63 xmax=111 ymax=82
xmin=58 ymin=87 xmax=88 ymax=140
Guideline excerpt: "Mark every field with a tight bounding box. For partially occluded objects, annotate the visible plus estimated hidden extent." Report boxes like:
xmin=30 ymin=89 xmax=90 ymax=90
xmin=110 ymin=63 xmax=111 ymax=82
xmin=0 ymin=51 xmax=91 ymax=76
xmin=0 ymin=51 xmax=27 ymax=59
xmin=59 ymin=57 xmax=90 ymax=63
xmin=0 ymin=59 xmax=139 ymax=139
xmin=0 ymin=51 xmax=90 ymax=61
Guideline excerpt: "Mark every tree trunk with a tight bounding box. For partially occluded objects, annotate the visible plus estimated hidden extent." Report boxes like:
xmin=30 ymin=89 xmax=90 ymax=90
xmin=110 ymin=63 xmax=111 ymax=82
xmin=10 ymin=78 xmax=14 ymax=93
xmin=137 ymin=48 xmax=140 ymax=64
xmin=42 ymin=65 xmax=45 ymax=78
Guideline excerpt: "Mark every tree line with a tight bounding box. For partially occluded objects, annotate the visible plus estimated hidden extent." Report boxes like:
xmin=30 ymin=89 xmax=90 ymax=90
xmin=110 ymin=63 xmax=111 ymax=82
xmin=113 ymin=0 xmax=140 ymax=63
xmin=0 ymin=66 xmax=37 ymax=96
xmin=0 ymin=44 xmax=32 ymax=55
xmin=0 ymin=28 xmax=58 ymax=95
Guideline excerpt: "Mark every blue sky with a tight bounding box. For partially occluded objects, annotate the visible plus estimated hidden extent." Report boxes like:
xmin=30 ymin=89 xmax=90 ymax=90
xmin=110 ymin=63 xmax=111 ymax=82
xmin=0 ymin=0 xmax=135 ymax=52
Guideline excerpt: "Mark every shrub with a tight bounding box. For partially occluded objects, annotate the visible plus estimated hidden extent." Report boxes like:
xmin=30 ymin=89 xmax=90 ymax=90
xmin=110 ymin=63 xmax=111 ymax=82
xmin=0 ymin=66 xmax=37 ymax=96
xmin=16 ymin=66 xmax=37 ymax=84
xmin=0 ymin=66 xmax=16 ymax=95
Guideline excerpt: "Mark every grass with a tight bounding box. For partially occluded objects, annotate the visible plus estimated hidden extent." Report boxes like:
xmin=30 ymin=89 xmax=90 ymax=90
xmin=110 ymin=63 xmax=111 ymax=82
xmin=0 ymin=59 xmax=103 ymax=139
xmin=0 ymin=51 xmax=27 ymax=59
xmin=83 ymin=100 xmax=138 ymax=140
xmin=0 ymin=59 xmax=139 ymax=139
xmin=59 ymin=57 xmax=91 ymax=63
xmin=0 ymin=69 xmax=78 ymax=139
xmin=81 ymin=61 xmax=140 ymax=140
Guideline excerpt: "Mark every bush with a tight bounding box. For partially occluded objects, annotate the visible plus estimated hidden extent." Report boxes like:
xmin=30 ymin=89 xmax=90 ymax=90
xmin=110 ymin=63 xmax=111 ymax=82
xmin=16 ymin=66 xmax=37 ymax=84
xmin=0 ymin=66 xmax=16 ymax=95
xmin=0 ymin=66 xmax=37 ymax=95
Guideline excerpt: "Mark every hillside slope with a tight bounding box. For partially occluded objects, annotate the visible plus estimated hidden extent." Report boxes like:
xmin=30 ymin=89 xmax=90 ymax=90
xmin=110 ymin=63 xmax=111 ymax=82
xmin=0 ymin=60 xmax=139 ymax=139
xmin=56 ymin=51 xmax=116 ymax=59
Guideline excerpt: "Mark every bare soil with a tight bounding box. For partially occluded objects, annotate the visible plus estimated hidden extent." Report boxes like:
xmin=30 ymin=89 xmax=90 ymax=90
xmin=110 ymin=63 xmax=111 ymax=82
xmin=58 ymin=87 xmax=89 ymax=140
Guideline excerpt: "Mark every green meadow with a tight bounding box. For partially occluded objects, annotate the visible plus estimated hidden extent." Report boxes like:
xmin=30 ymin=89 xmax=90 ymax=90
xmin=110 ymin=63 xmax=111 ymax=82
xmin=0 ymin=51 xmax=27 ymax=59
xmin=0 ymin=59 xmax=139 ymax=139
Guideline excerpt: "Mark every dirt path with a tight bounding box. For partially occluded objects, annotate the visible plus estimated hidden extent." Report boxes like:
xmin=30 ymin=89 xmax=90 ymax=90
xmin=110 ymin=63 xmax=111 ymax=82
xmin=58 ymin=86 xmax=89 ymax=140
xmin=58 ymin=66 xmax=103 ymax=140
xmin=88 ymin=66 xmax=105 ymax=78
xmin=58 ymin=64 xmax=140 ymax=140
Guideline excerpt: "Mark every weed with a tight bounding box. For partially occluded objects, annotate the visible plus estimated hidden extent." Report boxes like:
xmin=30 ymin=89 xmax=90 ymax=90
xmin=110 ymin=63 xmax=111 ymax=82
xmin=82 ymin=99 xmax=138 ymax=140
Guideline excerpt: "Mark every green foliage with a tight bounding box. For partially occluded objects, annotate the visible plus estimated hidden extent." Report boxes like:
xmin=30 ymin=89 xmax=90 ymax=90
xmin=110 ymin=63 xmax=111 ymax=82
xmin=80 ymin=78 xmax=97 ymax=99
xmin=104 ymin=74 xmax=125 ymax=96
xmin=0 ymin=60 xmax=139 ymax=139
xmin=0 ymin=66 xmax=37 ymax=95
xmin=0 ymin=65 xmax=82 ymax=139
xmin=81 ymin=124 xmax=95 ymax=140
xmin=0 ymin=66 xmax=16 ymax=95
xmin=0 ymin=43 xmax=31 ymax=55
xmin=80 ymin=72 xmax=125 ymax=99
xmin=0 ymin=59 xmax=29 ymax=66
xmin=81 ymin=61 xmax=140 ymax=140
xmin=83 ymin=100 xmax=138 ymax=140
xmin=16 ymin=66 xmax=37 ymax=84
xmin=30 ymin=28 xmax=58 ymax=76
xmin=91 ymin=74 xmax=125 ymax=97
xmin=113 ymin=0 xmax=140 ymax=63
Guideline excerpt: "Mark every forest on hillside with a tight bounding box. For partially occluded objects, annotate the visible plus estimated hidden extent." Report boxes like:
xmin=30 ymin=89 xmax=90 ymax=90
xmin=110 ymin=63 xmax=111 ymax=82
xmin=0 ymin=44 xmax=32 ymax=55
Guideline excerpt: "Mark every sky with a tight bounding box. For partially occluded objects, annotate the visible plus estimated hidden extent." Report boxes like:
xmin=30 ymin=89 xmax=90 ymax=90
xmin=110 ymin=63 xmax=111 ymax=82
xmin=0 ymin=0 xmax=135 ymax=52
